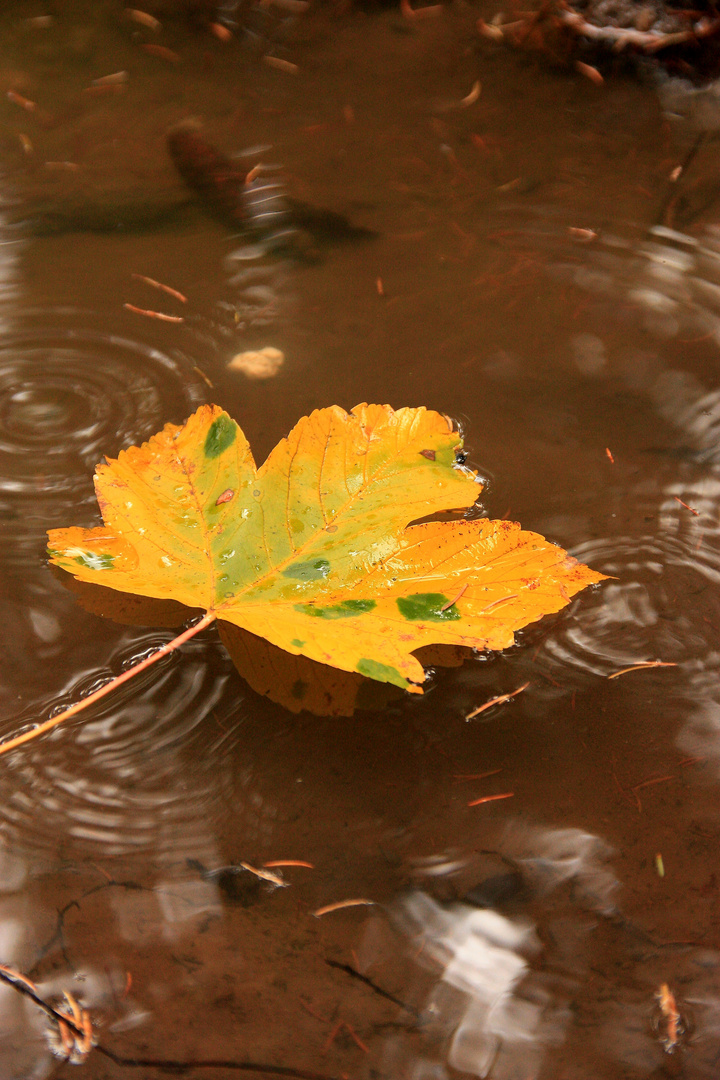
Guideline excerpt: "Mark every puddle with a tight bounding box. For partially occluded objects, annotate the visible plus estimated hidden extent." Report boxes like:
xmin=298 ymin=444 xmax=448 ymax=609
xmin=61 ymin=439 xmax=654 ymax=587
xmin=1 ymin=1 xmax=720 ymax=1078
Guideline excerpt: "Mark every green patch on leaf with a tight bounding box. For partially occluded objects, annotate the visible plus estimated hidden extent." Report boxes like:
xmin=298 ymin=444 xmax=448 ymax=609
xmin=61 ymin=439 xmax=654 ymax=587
xmin=396 ymin=592 xmax=460 ymax=621
xmin=291 ymin=638 xmax=305 ymax=648
xmin=295 ymin=599 xmax=376 ymax=619
xmin=282 ymin=558 xmax=331 ymax=581
xmin=204 ymin=414 xmax=236 ymax=459
xmin=55 ymin=548 xmax=115 ymax=571
xmin=357 ymin=658 xmax=409 ymax=688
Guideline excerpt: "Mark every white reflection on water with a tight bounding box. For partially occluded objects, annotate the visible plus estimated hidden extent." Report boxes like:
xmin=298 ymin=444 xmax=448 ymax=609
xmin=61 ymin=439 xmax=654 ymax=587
xmin=390 ymin=826 xmax=619 ymax=1080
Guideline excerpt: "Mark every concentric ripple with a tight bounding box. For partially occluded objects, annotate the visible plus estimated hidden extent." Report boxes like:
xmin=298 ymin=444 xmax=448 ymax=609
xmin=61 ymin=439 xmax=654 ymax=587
xmin=0 ymin=310 xmax=208 ymax=568
xmin=530 ymin=526 xmax=720 ymax=682
xmin=0 ymin=632 xmax=240 ymax=862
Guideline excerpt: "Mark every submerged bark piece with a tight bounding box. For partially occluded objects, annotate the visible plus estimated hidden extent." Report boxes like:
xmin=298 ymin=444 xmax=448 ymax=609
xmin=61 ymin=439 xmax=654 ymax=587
xmin=47 ymin=404 xmax=605 ymax=695
xmin=166 ymin=125 xmax=374 ymax=242
xmin=166 ymin=123 xmax=246 ymax=225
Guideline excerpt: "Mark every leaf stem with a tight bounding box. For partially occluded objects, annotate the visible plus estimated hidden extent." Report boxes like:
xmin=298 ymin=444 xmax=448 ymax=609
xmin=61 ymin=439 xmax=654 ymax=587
xmin=0 ymin=613 xmax=216 ymax=758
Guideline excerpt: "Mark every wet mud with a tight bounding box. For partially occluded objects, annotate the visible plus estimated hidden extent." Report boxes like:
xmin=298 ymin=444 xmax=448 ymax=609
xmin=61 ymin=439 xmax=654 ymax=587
xmin=1 ymin=1 xmax=720 ymax=1079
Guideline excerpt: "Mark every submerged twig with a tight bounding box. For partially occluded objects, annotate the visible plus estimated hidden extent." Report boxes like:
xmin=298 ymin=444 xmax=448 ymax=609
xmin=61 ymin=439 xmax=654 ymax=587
xmin=325 ymin=960 xmax=423 ymax=1020
xmin=0 ymin=614 xmax=216 ymax=757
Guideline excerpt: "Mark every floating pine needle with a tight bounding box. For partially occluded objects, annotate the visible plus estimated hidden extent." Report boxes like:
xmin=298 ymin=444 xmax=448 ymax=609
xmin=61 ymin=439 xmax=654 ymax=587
xmin=52 ymin=992 xmax=94 ymax=1064
xmin=141 ymin=44 xmax=181 ymax=62
xmin=263 ymin=56 xmax=299 ymax=74
xmin=239 ymin=862 xmax=288 ymax=887
xmin=131 ymin=275 xmax=187 ymax=303
xmin=568 ymin=227 xmax=598 ymax=242
xmin=322 ymin=1022 xmax=344 ymax=1055
xmin=608 ymin=661 xmax=677 ymax=679
xmin=126 ymin=8 xmax=161 ymax=30
xmin=460 ymin=80 xmax=482 ymax=106
xmin=263 ymin=860 xmax=314 ymax=868
xmin=0 ymin=614 xmax=216 ymax=757
xmin=453 ymin=768 xmax=502 ymax=782
xmin=343 ymin=1023 xmax=369 ymax=1054
xmin=575 ymin=61 xmax=604 ymax=84
xmin=7 ymin=90 xmax=36 ymax=111
xmin=193 ymin=365 xmax=214 ymax=388
xmin=312 ymin=899 xmax=375 ymax=917
xmin=93 ymin=71 xmax=128 ymax=86
xmin=656 ymin=983 xmax=681 ymax=1051
xmin=123 ymin=303 xmax=184 ymax=323
xmin=466 ymin=682 xmax=529 ymax=719
xmin=605 ymin=447 xmax=615 ymax=463
xmin=633 ymin=774 xmax=674 ymax=792
xmin=441 ymin=583 xmax=468 ymax=611
xmin=478 ymin=593 xmax=518 ymax=614
xmin=467 ymin=792 xmax=514 ymax=807
xmin=401 ymin=0 xmax=444 ymax=18
xmin=673 ymin=496 xmax=699 ymax=516
xmin=210 ymin=22 xmax=233 ymax=40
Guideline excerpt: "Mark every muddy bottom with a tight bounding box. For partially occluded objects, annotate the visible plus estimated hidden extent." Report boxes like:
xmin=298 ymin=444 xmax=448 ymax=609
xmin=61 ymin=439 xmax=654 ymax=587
xmin=1 ymin=2 xmax=720 ymax=1079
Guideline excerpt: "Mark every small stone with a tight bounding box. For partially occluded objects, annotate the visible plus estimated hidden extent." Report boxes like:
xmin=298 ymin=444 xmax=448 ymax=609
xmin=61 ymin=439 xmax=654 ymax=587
xmin=228 ymin=346 xmax=284 ymax=379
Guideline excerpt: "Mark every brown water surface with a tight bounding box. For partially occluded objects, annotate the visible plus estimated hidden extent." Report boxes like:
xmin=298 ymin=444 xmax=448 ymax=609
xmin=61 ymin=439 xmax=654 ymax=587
xmin=1 ymin=2 xmax=720 ymax=1078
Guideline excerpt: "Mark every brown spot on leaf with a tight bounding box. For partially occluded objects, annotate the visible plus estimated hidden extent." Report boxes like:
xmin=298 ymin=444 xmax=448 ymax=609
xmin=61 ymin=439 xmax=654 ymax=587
xmin=420 ymin=449 xmax=436 ymax=460
xmin=216 ymin=488 xmax=235 ymax=505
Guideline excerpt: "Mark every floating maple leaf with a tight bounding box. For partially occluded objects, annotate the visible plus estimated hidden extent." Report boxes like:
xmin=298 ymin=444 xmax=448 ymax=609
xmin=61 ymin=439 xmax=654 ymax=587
xmin=46 ymin=403 xmax=604 ymax=699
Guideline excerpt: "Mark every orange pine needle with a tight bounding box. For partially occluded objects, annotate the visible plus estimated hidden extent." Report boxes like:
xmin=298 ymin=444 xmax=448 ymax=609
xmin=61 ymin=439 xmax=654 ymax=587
xmin=312 ymin=899 xmax=375 ymax=917
xmin=131 ymin=274 xmax=187 ymax=303
xmin=0 ymin=614 xmax=216 ymax=757
xmin=477 ymin=593 xmax=519 ymax=614
xmin=656 ymin=983 xmax=681 ymax=1050
xmin=608 ymin=661 xmax=677 ymax=679
xmin=141 ymin=44 xmax=181 ymax=63
xmin=466 ymin=682 xmax=529 ymax=719
xmin=467 ymin=792 xmax=514 ymax=807
xmin=322 ymin=1021 xmax=344 ymax=1054
xmin=673 ymin=496 xmax=699 ymax=515
xmin=7 ymin=90 xmax=35 ymax=111
xmin=453 ymin=768 xmax=502 ymax=781
xmin=632 ymin=774 xmax=674 ymax=793
xmin=441 ymin=583 xmax=468 ymax=611
xmin=263 ymin=860 xmax=314 ymax=868
xmin=123 ymin=303 xmax=184 ymax=323
xmin=605 ymin=447 xmax=615 ymax=463
xmin=343 ymin=1022 xmax=369 ymax=1053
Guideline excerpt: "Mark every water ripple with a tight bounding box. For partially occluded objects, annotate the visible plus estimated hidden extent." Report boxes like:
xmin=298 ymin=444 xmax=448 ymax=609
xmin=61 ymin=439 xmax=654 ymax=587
xmin=0 ymin=634 xmax=238 ymax=862
xmin=0 ymin=309 xmax=207 ymax=568
xmin=531 ymin=528 xmax=718 ymax=682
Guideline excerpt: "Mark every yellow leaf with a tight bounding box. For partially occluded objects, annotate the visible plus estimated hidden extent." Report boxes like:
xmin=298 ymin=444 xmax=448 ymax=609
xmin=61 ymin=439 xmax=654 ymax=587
xmin=47 ymin=403 xmax=605 ymax=694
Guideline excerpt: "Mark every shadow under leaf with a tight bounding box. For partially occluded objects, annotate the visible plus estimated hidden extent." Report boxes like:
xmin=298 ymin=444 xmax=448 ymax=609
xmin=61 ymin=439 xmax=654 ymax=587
xmin=51 ymin=569 xmax=474 ymax=717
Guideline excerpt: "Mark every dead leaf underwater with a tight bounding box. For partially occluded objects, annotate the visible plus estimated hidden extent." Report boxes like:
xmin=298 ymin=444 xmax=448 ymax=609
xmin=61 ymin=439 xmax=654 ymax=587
xmin=47 ymin=403 xmax=605 ymax=712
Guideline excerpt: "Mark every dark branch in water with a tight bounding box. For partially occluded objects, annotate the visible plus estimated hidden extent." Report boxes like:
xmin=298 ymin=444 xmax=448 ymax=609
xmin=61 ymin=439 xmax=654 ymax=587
xmin=0 ymin=967 xmax=345 ymax=1079
xmin=325 ymin=959 xmax=424 ymax=1020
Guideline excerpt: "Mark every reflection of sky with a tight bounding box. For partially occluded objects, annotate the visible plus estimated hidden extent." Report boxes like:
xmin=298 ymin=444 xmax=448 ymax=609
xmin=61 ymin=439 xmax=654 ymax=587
xmin=387 ymin=827 xmax=617 ymax=1080
xmin=386 ymin=825 xmax=720 ymax=1079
